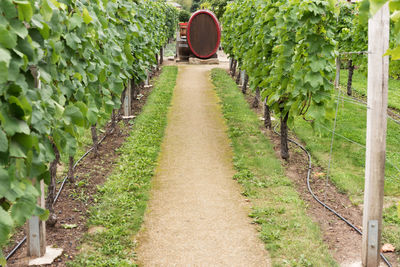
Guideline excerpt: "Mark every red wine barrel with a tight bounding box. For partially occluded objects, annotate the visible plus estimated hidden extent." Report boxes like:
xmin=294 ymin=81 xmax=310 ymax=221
xmin=187 ymin=10 xmax=221 ymax=59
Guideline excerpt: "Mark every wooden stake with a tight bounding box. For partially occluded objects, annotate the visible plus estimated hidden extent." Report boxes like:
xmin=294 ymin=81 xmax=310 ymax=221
xmin=362 ymin=3 xmax=389 ymax=267
xmin=28 ymin=180 xmax=46 ymax=257
xmin=28 ymin=68 xmax=46 ymax=257
xmin=160 ymin=47 xmax=164 ymax=65
xmin=123 ymin=80 xmax=132 ymax=117
xmin=144 ymin=71 xmax=151 ymax=88
xmin=335 ymin=56 xmax=340 ymax=88
xmin=240 ymin=70 xmax=245 ymax=86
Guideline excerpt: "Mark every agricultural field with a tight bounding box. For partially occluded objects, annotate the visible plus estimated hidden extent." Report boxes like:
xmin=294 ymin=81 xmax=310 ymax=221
xmin=2 ymin=0 xmax=400 ymax=266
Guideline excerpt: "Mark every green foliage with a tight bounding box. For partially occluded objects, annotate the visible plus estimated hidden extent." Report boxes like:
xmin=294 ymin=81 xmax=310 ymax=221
xmin=0 ymin=0 xmax=177 ymax=261
xmin=336 ymin=2 xmax=368 ymax=69
xmin=204 ymin=0 xmax=229 ymax=19
xmin=362 ymin=0 xmax=400 ymax=60
xmin=191 ymin=1 xmax=200 ymax=12
xmin=191 ymin=0 xmax=228 ymax=18
xmin=175 ymin=0 xmax=193 ymax=11
xmin=336 ymin=1 xmax=400 ymax=83
xmin=222 ymin=0 xmax=336 ymax=127
xmin=69 ymin=66 xmax=177 ymax=266
xmin=179 ymin=9 xmax=191 ymax=22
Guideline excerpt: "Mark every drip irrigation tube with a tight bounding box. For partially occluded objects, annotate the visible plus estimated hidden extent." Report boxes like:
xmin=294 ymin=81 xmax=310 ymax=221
xmin=273 ymin=124 xmax=392 ymax=267
xmin=5 ymin=128 xmax=113 ymax=262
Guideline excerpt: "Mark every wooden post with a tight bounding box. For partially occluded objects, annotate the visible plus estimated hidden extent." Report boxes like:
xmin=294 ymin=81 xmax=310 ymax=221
xmin=144 ymin=71 xmax=151 ymax=88
xmin=232 ymin=60 xmax=237 ymax=77
xmin=362 ymin=3 xmax=389 ymax=267
xmin=28 ymin=68 xmax=46 ymax=257
xmin=160 ymin=47 xmax=164 ymax=65
xmin=28 ymin=180 xmax=46 ymax=257
xmin=123 ymin=80 xmax=132 ymax=117
xmin=335 ymin=56 xmax=340 ymax=88
xmin=240 ymin=70 xmax=245 ymax=86
xmin=155 ymin=54 xmax=159 ymax=71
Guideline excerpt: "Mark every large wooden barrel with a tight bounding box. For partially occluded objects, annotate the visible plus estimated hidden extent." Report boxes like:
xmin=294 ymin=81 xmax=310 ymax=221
xmin=187 ymin=10 xmax=221 ymax=59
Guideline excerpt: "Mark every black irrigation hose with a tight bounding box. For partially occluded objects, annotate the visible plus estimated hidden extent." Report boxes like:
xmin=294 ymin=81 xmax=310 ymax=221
xmin=273 ymin=124 xmax=392 ymax=267
xmin=4 ymin=237 xmax=26 ymax=261
xmin=5 ymin=128 xmax=114 ymax=262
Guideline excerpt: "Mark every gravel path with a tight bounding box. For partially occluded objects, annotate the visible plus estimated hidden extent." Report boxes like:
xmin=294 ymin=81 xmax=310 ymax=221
xmin=136 ymin=65 xmax=270 ymax=266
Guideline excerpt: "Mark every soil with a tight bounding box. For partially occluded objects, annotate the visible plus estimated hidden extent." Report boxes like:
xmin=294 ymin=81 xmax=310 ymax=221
xmin=243 ymin=88 xmax=398 ymax=267
xmin=135 ymin=65 xmax=270 ymax=266
xmin=3 ymin=75 xmax=157 ymax=267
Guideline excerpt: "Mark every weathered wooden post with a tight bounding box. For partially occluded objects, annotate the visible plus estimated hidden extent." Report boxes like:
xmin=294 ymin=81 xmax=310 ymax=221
xmin=144 ymin=71 xmax=151 ymax=88
xmin=160 ymin=47 xmax=164 ymax=65
xmin=28 ymin=68 xmax=46 ymax=258
xmin=335 ymin=56 xmax=340 ymax=88
xmin=123 ymin=80 xmax=132 ymax=117
xmin=240 ymin=70 xmax=245 ymax=87
xmin=362 ymin=3 xmax=389 ymax=267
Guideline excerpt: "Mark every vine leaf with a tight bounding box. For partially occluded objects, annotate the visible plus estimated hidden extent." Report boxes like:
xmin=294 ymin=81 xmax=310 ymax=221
xmin=40 ymin=0 xmax=54 ymax=21
xmin=0 ymin=48 xmax=11 ymax=66
xmin=68 ymin=13 xmax=83 ymax=30
xmin=0 ymin=48 xmax=11 ymax=83
xmin=0 ymin=0 xmax=17 ymax=19
xmin=10 ymin=19 xmax=28 ymax=38
xmin=82 ymin=8 xmax=92 ymax=24
xmin=0 ymin=107 xmax=30 ymax=135
xmin=63 ymin=105 xmax=84 ymax=127
xmin=11 ymin=195 xmax=37 ymax=226
xmin=0 ymin=206 xmax=13 ymax=244
xmin=0 ymin=129 xmax=7 ymax=152
xmin=14 ymin=1 xmax=33 ymax=22
xmin=0 ymin=24 xmax=17 ymax=49
xmin=0 ymin=167 xmax=10 ymax=198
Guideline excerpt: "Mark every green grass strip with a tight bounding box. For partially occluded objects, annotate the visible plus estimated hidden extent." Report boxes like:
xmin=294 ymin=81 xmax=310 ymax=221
xmin=69 ymin=66 xmax=178 ymax=266
xmin=211 ymin=68 xmax=338 ymax=267
xmin=339 ymin=70 xmax=400 ymax=111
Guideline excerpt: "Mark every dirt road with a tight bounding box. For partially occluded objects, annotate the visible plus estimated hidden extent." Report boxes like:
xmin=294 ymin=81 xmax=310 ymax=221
xmin=136 ymin=65 xmax=270 ymax=266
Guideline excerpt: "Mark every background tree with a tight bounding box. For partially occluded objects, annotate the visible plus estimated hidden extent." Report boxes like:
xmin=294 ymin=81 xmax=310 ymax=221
xmin=175 ymin=0 xmax=193 ymax=11
xmin=194 ymin=0 xmax=229 ymax=19
xmin=191 ymin=0 xmax=201 ymax=12
xmin=179 ymin=9 xmax=191 ymax=22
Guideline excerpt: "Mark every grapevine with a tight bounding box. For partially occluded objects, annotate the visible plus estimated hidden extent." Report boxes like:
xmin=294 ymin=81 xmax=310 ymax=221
xmin=222 ymin=0 xmax=336 ymax=159
xmin=0 ymin=0 xmax=178 ymax=263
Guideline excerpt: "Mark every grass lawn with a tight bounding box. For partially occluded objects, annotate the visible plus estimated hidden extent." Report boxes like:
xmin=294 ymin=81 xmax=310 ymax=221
xmin=294 ymin=74 xmax=400 ymax=260
xmin=339 ymin=69 xmax=400 ymax=111
xmin=212 ymin=68 xmax=338 ymax=266
xmin=163 ymin=41 xmax=176 ymax=58
xmin=68 ymin=66 xmax=178 ymax=266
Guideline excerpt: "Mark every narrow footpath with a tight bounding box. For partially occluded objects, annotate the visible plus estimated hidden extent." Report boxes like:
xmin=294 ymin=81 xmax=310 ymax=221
xmin=136 ymin=65 xmax=270 ymax=266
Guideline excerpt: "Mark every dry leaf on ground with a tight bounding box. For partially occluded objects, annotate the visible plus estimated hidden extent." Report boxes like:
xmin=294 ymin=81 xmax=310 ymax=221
xmin=382 ymin=243 xmax=395 ymax=253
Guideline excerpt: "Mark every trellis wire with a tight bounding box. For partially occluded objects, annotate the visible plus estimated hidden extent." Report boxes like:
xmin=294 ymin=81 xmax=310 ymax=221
xmin=339 ymin=51 xmax=370 ymax=55
xmin=325 ymin=88 xmax=341 ymax=206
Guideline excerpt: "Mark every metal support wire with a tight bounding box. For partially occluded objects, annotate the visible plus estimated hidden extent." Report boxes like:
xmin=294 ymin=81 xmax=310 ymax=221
xmin=317 ymin=124 xmax=366 ymax=148
xmin=337 ymin=96 xmax=371 ymax=109
xmin=325 ymin=89 xmax=341 ymax=204
xmin=339 ymin=51 xmax=370 ymax=55
xmin=387 ymin=160 xmax=400 ymax=174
